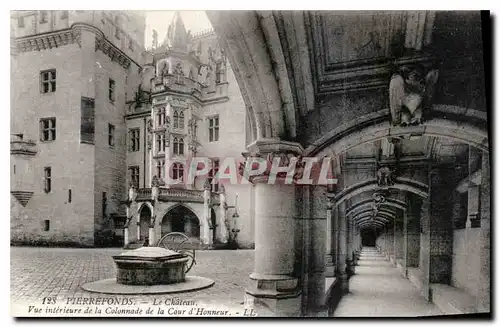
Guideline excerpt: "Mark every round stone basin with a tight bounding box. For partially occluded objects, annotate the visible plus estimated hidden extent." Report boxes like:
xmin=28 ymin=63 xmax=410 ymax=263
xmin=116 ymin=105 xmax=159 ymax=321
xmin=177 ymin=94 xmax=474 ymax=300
xmin=112 ymin=247 xmax=189 ymax=286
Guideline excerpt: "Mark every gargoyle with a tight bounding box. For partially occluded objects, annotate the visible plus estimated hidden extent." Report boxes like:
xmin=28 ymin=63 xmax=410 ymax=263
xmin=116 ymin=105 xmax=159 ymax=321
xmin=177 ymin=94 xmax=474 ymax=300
xmin=389 ymin=65 xmax=439 ymax=126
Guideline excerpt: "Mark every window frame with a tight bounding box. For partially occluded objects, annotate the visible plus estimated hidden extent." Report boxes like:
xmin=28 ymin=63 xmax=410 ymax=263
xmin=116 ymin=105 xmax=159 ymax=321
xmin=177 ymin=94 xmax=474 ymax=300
xmin=40 ymin=117 xmax=56 ymax=142
xmin=129 ymin=128 xmax=140 ymax=152
xmin=108 ymin=123 xmax=115 ymax=147
xmin=43 ymin=220 xmax=50 ymax=231
xmin=208 ymin=116 xmax=220 ymax=142
xmin=44 ymin=167 xmax=52 ymax=193
xmin=40 ymin=69 xmax=56 ymax=94
xmin=109 ymin=78 xmax=116 ymax=103
xmin=172 ymin=163 xmax=184 ymax=181
xmin=156 ymin=159 xmax=165 ymax=179
xmin=129 ymin=166 xmax=140 ymax=188
xmin=173 ymin=137 xmax=184 ymax=155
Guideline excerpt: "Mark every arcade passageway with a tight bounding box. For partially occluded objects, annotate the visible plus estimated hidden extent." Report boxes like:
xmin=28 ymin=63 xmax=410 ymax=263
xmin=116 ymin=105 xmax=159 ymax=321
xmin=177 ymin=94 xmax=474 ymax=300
xmin=207 ymin=10 xmax=490 ymax=317
xmin=333 ymin=247 xmax=443 ymax=317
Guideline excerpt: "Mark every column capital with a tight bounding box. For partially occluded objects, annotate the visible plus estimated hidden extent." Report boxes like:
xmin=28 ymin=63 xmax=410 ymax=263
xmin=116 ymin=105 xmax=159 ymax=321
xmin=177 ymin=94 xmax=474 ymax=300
xmin=241 ymin=139 xmax=305 ymax=184
xmin=246 ymin=138 xmax=304 ymax=156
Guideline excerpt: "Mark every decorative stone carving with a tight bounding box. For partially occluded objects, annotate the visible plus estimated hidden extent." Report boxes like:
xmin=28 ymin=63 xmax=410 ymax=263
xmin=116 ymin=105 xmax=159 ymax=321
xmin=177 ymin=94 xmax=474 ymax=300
xmin=377 ymin=166 xmax=394 ymax=188
xmin=160 ymin=61 xmax=169 ymax=78
xmin=219 ymin=184 xmax=226 ymax=194
xmin=173 ymin=62 xmax=184 ymax=76
xmin=128 ymin=184 xmax=136 ymax=201
xmin=389 ymin=65 xmax=439 ymax=126
xmin=149 ymin=215 xmax=156 ymax=228
xmin=151 ymin=175 xmax=160 ymax=187
xmin=204 ymin=179 xmax=212 ymax=191
xmin=238 ymin=151 xmax=305 ymax=183
xmin=95 ymin=37 xmax=131 ymax=69
xmin=372 ymin=191 xmax=388 ymax=204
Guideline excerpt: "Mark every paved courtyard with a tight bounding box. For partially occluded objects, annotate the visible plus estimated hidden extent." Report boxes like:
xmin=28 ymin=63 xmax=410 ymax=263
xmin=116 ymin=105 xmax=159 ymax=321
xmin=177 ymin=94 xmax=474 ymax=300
xmin=11 ymin=247 xmax=254 ymax=315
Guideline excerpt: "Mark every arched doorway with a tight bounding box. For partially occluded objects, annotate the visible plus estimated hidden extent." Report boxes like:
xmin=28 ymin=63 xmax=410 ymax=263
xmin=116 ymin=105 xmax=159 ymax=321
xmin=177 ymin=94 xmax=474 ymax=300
xmin=139 ymin=205 xmax=151 ymax=242
xmin=161 ymin=205 xmax=200 ymax=241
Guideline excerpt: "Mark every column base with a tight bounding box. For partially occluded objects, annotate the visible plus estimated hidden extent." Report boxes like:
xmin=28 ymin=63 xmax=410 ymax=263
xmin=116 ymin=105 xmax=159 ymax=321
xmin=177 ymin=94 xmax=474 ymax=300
xmin=338 ymin=272 xmax=349 ymax=294
xmin=325 ymin=254 xmax=335 ymax=278
xmin=346 ymin=260 xmax=355 ymax=276
xmin=245 ymin=273 xmax=301 ymax=317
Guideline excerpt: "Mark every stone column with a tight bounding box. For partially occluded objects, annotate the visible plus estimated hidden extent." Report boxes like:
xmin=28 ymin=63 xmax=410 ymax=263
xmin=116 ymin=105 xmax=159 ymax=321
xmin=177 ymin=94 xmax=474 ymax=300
xmin=148 ymin=215 xmax=156 ymax=246
xmin=136 ymin=220 xmax=141 ymax=241
xmin=336 ymin=202 xmax=349 ymax=293
xmin=303 ymin=185 xmax=328 ymax=317
xmin=333 ymin=206 xmax=339 ymax=271
xmin=202 ymin=181 xmax=211 ymax=245
xmin=346 ymin=216 xmax=355 ymax=276
xmin=124 ymin=208 xmax=130 ymax=247
xmin=406 ymin=196 xmax=420 ymax=271
xmin=244 ymin=140 xmax=303 ymax=317
xmin=325 ymin=203 xmax=335 ymax=277
xmin=395 ymin=211 xmax=404 ymax=272
xmin=403 ymin=209 xmax=409 ymax=277
xmin=420 ymin=168 xmax=454 ymax=301
xmin=478 ymin=151 xmax=490 ymax=312
xmin=219 ymin=188 xmax=228 ymax=243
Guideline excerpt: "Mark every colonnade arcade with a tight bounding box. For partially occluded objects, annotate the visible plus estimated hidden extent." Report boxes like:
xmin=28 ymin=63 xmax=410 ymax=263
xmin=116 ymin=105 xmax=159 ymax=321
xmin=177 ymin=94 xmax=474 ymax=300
xmin=206 ymin=11 xmax=490 ymax=316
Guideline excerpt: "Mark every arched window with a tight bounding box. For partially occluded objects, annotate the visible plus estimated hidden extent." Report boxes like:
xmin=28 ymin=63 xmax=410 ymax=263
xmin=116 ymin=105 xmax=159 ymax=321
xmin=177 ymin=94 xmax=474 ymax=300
xmin=215 ymin=62 xmax=223 ymax=83
xmin=173 ymin=137 xmax=184 ymax=155
xmin=156 ymin=160 xmax=165 ymax=179
xmin=157 ymin=107 xmax=166 ymax=126
xmin=173 ymin=111 xmax=179 ymax=129
xmin=179 ymin=111 xmax=185 ymax=129
xmin=156 ymin=133 xmax=165 ymax=153
xmin=172 ymin=163 xmax=184 ymax=181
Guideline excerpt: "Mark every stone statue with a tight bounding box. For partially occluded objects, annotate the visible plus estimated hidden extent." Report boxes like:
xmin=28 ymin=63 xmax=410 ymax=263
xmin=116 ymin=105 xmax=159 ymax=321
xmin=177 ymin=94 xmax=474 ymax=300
xmin=377 ymin=166 xmax=394 ymax=188
xmin=389 ymin=65 xmax=439 ymax=126
xmin=173 ymin=62 xmax=184 ymax=76
xmin=128 ymin=183 xmax=136 ymax=201
xmin=160 ymin=61 xmax=169 ymax=78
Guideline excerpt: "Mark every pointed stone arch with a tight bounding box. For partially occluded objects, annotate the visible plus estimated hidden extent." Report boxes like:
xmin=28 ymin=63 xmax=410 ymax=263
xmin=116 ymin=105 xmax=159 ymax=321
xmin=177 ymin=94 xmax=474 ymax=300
xmin=161 ymin=203 xmax=201 ymax=240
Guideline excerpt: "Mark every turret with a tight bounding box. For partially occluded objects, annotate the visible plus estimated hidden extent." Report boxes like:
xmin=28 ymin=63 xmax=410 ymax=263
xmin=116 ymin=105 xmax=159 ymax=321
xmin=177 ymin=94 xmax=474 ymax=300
xmin=165 ymin=11 xmax=188 ymax=52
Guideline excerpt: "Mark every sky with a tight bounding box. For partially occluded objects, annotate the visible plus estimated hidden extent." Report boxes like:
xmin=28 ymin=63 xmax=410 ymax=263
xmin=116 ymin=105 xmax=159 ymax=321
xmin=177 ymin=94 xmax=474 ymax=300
xmin=145 ymin=11 xmax=213 ymax=48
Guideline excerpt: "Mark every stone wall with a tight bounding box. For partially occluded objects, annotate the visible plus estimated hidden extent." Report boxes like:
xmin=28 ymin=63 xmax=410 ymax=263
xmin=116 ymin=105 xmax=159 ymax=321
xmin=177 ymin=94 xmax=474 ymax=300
xmin=10 ymin=39 xmax=96 ymax=246
xmin=93 ymin=43 xmax=130 ymax=245
xmin=451 ymin=228 xmax=482 ymax=298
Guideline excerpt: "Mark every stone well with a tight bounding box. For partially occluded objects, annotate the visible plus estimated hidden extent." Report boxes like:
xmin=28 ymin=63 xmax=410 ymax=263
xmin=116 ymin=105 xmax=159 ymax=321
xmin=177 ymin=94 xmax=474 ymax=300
xmin=112 ymin=247 xmax=189 ymax=285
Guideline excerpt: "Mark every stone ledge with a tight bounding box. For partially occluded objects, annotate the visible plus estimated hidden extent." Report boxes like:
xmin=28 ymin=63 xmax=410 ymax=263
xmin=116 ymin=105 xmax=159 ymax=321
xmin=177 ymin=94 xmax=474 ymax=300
xmin=81 ymin=276 xmax=214 ymax=295
xmin=431 ymin=284 xmax=480 ymax=315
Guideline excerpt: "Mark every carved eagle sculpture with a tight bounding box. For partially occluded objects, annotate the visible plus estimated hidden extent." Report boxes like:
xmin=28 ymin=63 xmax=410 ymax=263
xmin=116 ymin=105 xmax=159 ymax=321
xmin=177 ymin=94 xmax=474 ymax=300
xmin=389 ymin=66 xmax=439 ymax=126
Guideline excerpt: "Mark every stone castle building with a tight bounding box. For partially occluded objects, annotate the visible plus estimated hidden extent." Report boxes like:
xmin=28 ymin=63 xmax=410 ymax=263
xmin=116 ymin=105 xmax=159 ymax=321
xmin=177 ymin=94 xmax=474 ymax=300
xmin=10 ymin=10 xmax=254 ymax=248
xmin=11 ymin=10 xmax=491 ymax=317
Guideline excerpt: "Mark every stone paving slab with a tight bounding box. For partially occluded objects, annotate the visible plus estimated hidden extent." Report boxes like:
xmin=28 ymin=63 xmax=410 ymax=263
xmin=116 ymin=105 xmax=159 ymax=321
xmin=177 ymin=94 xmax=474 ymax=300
xmin=10 ymin=247 xmax=254 ymax=312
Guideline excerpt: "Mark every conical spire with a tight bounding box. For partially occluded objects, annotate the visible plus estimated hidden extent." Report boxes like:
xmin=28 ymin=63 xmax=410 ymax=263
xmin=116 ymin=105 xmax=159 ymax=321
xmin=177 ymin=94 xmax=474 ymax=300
xmin=166 ymin=11 xmax=188 ymax=51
